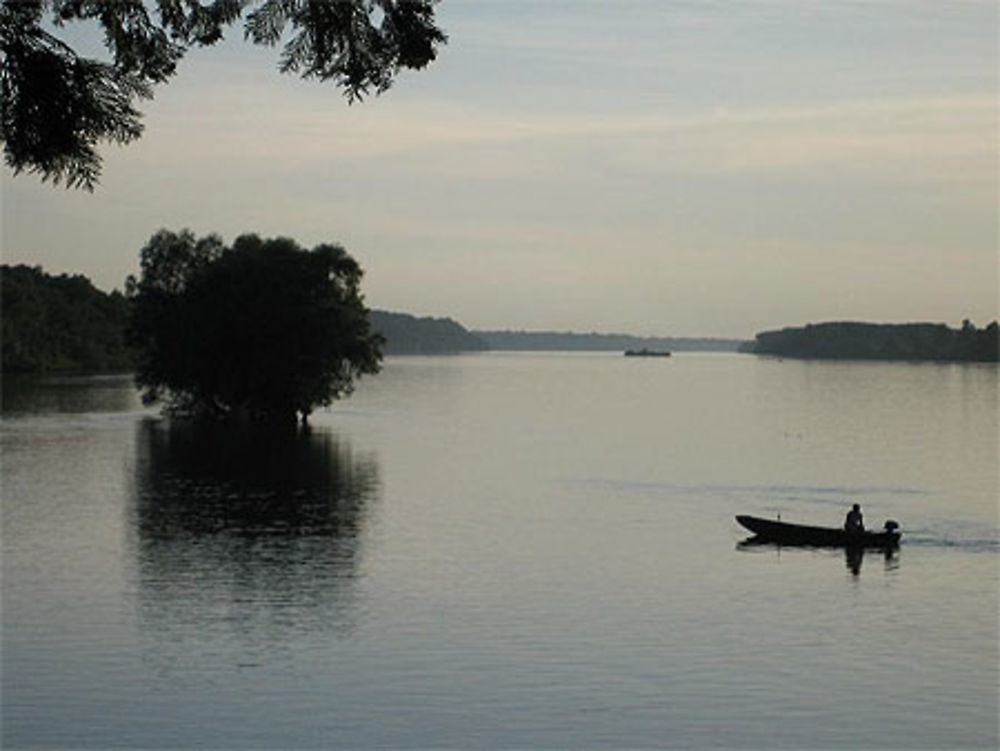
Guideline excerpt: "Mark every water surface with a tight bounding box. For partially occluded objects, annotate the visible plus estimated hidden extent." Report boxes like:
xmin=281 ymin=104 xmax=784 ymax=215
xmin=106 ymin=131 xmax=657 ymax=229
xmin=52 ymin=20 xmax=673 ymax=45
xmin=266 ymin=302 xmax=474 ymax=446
xmin=3 ymin=355 xmax=997 ymax=748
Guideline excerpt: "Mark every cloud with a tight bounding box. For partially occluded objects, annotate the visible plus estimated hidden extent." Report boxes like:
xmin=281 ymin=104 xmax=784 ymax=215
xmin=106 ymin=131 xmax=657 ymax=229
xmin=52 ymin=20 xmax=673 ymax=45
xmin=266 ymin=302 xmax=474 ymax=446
xmin=137 ymin=84 xmax=994 ymax=181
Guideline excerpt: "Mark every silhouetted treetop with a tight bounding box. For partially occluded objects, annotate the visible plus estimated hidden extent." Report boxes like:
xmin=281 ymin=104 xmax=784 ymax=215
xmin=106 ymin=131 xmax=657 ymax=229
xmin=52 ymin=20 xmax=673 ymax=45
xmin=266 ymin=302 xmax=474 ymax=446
xmin=1 ymin=0 xmax=446 ymax=189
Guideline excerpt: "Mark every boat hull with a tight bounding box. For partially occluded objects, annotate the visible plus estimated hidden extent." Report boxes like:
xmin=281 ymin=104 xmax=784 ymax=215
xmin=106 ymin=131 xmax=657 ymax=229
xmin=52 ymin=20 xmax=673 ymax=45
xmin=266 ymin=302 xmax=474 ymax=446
xmin=736 ymin=515 xmax=900 ymax=548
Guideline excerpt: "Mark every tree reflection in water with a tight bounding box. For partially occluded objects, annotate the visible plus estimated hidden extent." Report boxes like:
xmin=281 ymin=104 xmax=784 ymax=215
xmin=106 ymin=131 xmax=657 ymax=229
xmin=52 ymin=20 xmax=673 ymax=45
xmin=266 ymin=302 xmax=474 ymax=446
xmin=129 ymin=418 xmax=380 ymax=653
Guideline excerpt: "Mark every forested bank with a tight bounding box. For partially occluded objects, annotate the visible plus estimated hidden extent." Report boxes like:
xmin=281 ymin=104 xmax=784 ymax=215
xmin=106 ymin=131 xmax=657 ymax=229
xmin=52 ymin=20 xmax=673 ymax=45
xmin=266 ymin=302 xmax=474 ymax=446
xmin=370 ymin=311 xmax=488 ymax=354
xmin=2 ymin=265 xmax=134 ymax=373
xmin=747 ymin=321 xmax=999 ymax=362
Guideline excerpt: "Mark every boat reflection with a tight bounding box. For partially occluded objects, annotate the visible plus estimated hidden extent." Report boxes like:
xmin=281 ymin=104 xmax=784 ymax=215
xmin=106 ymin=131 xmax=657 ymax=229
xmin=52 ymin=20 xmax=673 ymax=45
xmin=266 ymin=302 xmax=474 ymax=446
xmin=738 ymin=535 xmax=900 ymax=576
xmin=128 ymin=418 xmax=380 ymax=649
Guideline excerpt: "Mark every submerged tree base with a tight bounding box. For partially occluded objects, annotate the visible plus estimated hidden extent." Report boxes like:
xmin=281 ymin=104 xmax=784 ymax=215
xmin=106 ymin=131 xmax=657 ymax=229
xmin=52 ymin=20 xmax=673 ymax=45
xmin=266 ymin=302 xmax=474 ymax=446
xmin=155 ymin=389 xmax=312 ymax=432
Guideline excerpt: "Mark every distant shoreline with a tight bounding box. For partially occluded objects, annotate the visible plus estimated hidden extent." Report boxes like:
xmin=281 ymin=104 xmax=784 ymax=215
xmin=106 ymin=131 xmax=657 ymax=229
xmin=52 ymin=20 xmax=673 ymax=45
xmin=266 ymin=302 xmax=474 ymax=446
xmin=5 ymin=264 xmax=996 ymax=370
xmin=472 ymin=330 xmax=747 ymax=353
xmin=743 ymin=321 xmax=999 ymax=363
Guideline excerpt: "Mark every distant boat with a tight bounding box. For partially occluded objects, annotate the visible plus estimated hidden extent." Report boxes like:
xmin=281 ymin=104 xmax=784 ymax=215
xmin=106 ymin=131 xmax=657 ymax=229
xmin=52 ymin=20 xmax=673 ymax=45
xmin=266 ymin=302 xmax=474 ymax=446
xmin=736 ymin=515 xmax=900 ymax=548
xmin=624 ymin=349 xmax=671 ymax=357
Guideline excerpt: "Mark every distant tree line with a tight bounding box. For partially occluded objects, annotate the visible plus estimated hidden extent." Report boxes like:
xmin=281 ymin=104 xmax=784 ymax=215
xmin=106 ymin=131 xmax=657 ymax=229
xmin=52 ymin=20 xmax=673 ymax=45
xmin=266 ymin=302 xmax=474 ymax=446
xmin=371 ymin=311 xmax=488 ymax=354
xmin=475 ymin=330 xmax=747 ymax=352
xmin=1 ymin=264 xmax=134 ymax=372
xmin=747 ymin=321 xmax=999 ymax=362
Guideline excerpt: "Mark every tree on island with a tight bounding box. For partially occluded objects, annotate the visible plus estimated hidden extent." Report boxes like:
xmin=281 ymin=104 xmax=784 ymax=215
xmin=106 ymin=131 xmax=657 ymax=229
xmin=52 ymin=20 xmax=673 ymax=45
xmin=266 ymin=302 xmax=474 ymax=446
xmin=1 ymin=0 xmax=446 ymax=189
xmin=126 ymin=229 xmax=383 ymax=425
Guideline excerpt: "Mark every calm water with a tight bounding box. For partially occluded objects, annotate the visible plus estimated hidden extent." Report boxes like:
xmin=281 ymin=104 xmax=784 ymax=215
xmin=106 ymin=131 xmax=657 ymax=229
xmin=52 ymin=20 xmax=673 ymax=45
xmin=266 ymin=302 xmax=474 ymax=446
xmin=2 ymin=353 xmax=997 ymax=749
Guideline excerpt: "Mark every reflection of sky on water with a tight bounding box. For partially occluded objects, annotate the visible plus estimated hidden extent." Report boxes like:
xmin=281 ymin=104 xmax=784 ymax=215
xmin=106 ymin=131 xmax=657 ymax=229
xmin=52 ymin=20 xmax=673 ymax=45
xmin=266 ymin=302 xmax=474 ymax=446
xmin=128 ymin=419 xmax=380 ymax=653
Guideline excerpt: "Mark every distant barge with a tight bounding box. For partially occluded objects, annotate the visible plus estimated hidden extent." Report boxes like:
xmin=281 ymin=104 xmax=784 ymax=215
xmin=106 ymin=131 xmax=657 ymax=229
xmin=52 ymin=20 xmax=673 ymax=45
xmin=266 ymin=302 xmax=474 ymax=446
xmin=624 ymin=349 xmax=671 ymax=357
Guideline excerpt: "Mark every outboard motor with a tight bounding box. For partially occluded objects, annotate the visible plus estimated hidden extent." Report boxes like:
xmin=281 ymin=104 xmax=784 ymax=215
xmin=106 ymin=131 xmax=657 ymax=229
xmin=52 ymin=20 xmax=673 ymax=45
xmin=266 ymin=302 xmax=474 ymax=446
xmin=884 ymin=520 xmax=899 ymax=533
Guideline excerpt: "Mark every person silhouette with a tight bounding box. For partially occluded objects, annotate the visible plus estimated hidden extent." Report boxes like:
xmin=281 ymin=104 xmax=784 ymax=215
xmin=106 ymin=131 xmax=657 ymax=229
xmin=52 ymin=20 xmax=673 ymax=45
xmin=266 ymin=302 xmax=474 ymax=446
xmin=845 ymin=503 xmax=864 ymax=533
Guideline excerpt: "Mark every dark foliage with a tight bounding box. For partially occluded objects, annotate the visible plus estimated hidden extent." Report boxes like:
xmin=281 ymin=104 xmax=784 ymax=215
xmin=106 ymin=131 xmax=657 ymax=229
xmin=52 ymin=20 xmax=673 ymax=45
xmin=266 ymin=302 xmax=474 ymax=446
xmin=127 ymin=229 xmax=383 ymax=424
xmin=370 ymin=310 xmax=488 ymax=354
xmin=1 ymin=263 xmax=134 ymax=372
xmin=1 ymin=0 xmax=446 ymax=189
xmin=750 ymin=321 xmax=1000 ymax=362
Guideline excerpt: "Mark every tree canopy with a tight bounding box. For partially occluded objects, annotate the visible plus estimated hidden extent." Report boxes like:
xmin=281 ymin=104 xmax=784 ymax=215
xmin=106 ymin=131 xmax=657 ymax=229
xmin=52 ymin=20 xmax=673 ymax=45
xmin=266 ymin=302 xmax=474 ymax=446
xmin=1 ymin=0 xmax=446 ymax=189
xmin=126 ymin=229 xmax=383 ymax=424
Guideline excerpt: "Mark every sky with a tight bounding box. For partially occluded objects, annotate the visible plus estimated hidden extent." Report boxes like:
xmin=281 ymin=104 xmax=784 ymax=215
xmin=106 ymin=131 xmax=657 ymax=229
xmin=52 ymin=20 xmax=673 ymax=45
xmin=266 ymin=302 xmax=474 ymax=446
xmin=2 ymin=0 xmax=997 ymax=338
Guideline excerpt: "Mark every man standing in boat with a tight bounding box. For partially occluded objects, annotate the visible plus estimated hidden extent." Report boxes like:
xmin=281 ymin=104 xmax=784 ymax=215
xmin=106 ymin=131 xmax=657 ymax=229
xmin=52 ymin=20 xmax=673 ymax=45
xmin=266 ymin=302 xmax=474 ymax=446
xmin=845 ymin=503 xmax=864 ymax=533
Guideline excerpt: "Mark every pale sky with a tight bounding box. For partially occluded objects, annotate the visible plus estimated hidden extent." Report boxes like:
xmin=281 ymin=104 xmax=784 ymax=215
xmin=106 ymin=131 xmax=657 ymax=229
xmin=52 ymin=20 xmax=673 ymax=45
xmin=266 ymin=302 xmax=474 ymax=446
xmin=2 ymin=0 xmax=997 ymax=338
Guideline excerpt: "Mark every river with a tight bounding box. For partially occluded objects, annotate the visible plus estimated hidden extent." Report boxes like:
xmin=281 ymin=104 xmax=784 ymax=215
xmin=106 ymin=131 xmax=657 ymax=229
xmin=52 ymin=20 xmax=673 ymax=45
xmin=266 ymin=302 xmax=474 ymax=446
xmin=2 ymin=352 xmax=997 ymax=748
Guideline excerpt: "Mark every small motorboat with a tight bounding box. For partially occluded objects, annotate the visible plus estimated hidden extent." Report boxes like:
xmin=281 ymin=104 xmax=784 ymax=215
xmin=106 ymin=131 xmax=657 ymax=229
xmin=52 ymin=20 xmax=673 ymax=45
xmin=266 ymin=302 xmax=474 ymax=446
xmin=736 ymin=514 xmax=900 ymax=548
